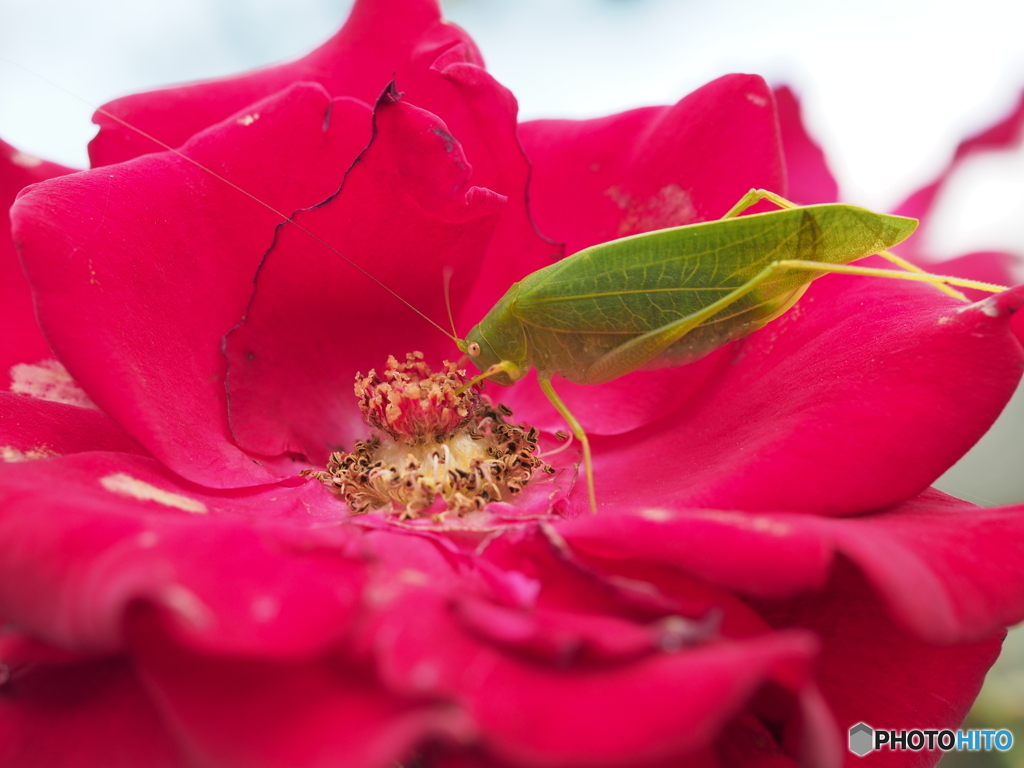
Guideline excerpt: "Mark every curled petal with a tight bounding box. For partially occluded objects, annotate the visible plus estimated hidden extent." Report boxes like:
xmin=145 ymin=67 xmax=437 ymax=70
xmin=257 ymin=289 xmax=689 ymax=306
xmin=0 ymin=139 xmax=75 ymax=390
xmin=755 ymin=562 xmax=1003 ymax=757
xmin=13 ymin=85 xmax=370 ymax=487
xmin=0 ymin=633 xmax=185 ymax=768
xmin=562 ymin=489 xmax=1024 ymax=645
xmin=89 ymin=0 xmax=484 ymax=168
xmin=520 ymin=74 xmax=785 ymax=254
xmin=88 ymin=0 xmax=554 ymax=328
xmin=361 ymin=527 xmax=830 ymax=766
xmin=129 ymin=613 xmax=476 ymax=768
xmin=0 ymin=391 xmax=146 ymax=459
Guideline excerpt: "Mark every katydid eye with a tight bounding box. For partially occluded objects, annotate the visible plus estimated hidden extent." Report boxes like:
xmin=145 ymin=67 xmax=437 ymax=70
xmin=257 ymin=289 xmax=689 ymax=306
xmin=467 ymin=342 xmax=482 ymax=357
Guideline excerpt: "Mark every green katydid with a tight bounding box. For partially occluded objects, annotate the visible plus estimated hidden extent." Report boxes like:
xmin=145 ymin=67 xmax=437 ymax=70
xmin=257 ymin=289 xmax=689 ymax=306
xmin=453 ymin=189 xmax=1007 ymax=513
xmin=14 ymin=64 xmax=1009 ymax=514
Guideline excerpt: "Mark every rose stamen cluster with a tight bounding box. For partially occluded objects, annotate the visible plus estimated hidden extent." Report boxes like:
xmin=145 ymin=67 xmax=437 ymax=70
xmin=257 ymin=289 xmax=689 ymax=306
xmin=355 ymin=351 xmax=477 ymax=442
xmin=303 ymin=351 xmax=554 ymax=518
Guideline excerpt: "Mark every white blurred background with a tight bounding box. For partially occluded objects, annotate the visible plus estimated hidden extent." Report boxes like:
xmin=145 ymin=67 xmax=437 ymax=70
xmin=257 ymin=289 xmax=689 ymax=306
xmin=2 ymin=0 xmax=1024 ymax=757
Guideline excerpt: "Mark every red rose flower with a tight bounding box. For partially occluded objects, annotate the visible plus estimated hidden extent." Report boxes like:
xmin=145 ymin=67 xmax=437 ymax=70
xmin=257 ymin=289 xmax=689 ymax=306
xmin=3 ymin=1 xmax=1024 ymax=767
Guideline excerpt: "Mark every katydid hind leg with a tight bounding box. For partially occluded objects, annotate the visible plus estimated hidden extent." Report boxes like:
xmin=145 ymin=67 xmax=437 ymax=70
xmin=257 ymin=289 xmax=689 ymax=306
xmin=720 ymin=189 xmax=799 ymax=219
xmin=538 ymin=376 xmax=597 ymax=514
xmin=874 ymin=250 xmax=968 ymax=301
xmin=721 ymin=189 xmax=969 ymax=301
xmin=584 ymin=256 xmax=1008 ymax=386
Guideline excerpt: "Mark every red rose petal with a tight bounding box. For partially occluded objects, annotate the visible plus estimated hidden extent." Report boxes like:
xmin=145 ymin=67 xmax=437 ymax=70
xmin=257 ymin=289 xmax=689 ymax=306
xmin=13 ymin=85 xmax=371 ymax=487
xmin=0 ymin=391 xmax=146 ymax=458
xmin=814 ymin=490 xmax=1024 ymax=645
xmin=576 ymin=277 xmax=1024 ymax=516
xmin=562 ymin=507 xmax=834 ymax=601
xmin=563 ymin=489 xmax=1024 ymax=645
xmin=89 ymin=0 xmax=554 ymax=330
xmin=754 ymin=561 xmax=1003 ymax=767
xmin=88 ymin=0 xmax=482 ymax=168
xmin=375 ymin=584 xmax=821 ymax=767
xmin=773 ymin=86 xmax=839 ymax=206
xmin=472 ymin=631 xmax=823 ymax=768
xmin=0 ymin=635 xmax=185 ymax=768
xmin=129 ymin=612 xmax=475 ymax=768
xmin=224 ymin=92 xmax=505 ymax=461
xmin=0 ymin=139 xmax=75 ymax=390
xmin=361 ymin=528 xmax=827 ymax=767
xmin=520 ymin=74 xmax=785 ymax=254
xmin=0 ymin=451 xmax=365 ymax=656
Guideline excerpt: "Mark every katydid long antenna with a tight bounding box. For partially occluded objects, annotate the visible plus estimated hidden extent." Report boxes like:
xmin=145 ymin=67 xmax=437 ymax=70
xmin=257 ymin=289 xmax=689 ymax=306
xmin=442 ymin=266 xmax=461 ymax=341
xmin=3 ymin=58 xmax=461 ymax=346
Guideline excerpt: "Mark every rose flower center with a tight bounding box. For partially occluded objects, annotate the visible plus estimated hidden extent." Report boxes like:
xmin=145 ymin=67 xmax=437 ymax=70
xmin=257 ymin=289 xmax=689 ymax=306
xmin=303 ymin=351 xmax=554 ymax=520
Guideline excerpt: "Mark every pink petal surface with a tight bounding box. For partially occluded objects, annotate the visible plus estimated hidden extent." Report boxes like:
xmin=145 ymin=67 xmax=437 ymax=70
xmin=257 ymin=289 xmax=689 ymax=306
xmin=0 ymin=450 xmax=364 ymax=656
xmin=0 ymin=139 xmax=75 ymax=390
xmin=129 ymin=612 xmax=475 ymax=768
xmin=773 ymin=86 xmax=839 ymax=206
xmin=520 ymin=74 xmax=784 ymax=253
xmin=361 ymin=527 xmax=831 ymax=767
xmin=89 ymin=0 xmax=482 ymax=168
xmin=562 ymin=488 xmax=1024 ymax=645
xmin=13 ymin=85 xmax=371 ymax=487
xmin=224 ymin=90 xmax=504 ymax=462
xmin=754 ymin=563 xmax=1003 ymax=768
xmin=564 ymin=278 xmax=1024 ymax=516
xmin=0 ymin=391 xmax=146 ymax=458
xmin=89 ymin=0 xmax=554 ymax=332
xmin=0 ymin=633 xmax=187 ymax=768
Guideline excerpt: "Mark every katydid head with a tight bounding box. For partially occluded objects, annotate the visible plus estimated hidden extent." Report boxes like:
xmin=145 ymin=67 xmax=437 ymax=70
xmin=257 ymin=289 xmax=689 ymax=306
xmin=461 ymin=325 xmax=522 ymax=386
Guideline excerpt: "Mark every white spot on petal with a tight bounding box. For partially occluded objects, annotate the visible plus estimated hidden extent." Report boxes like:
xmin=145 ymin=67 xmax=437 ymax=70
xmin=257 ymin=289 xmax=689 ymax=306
xmin=639 ymin=508 xmax=672 ymax=522
xmin=10 ymin=151 xmax=43 ymax=167
xmin=398 ymin=569 xmax=429 ymax=585
xmin=957 ymin=296 xmax=1001 ymax=317
xmin=2 ymin=444 xmax=57 ymax=462
xmin=251 ymin=596 xmax=280 ymax=622
xmin=10 ymin=359 xmax=97 ymax=409
xmin=236 ymin=113 xmax=260 ymax=126
xmin=696 ymin=509 xmax=790 ymax=536
xmin=751 ymin=516 xmax=791 ymax=536
xmin=410 ymin=661 xmax=439 ymax=691
xmin=746 ymin=93 xmax=768 ymax=108
xmin=160 ymin=584 xmax=213 ymax=628
xmin=100 ymin=473 xmax=207 ymax=514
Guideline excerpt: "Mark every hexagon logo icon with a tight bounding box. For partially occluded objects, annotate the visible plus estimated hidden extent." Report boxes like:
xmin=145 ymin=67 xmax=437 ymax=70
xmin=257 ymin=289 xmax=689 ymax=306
xmin=849 ymin=723 xmax=874 ymax=756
